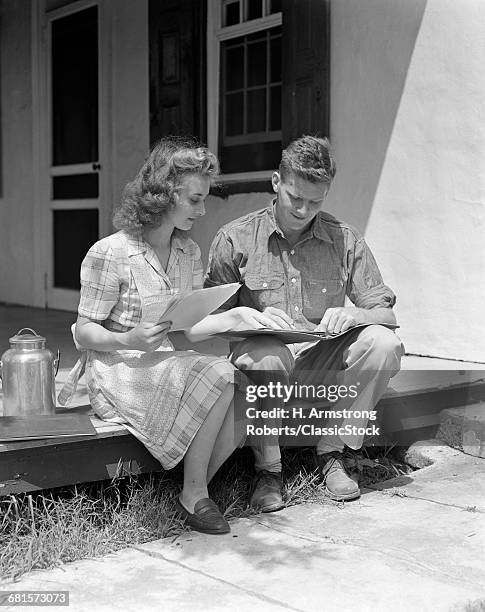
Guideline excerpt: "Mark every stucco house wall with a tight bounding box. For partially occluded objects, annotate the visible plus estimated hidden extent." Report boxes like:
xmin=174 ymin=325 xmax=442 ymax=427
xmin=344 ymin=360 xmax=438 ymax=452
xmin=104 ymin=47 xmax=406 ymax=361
xmin=327 ymin=0 xmax=485 ymax=362
xmin=0 ymin=1 xmax=35 ymax=306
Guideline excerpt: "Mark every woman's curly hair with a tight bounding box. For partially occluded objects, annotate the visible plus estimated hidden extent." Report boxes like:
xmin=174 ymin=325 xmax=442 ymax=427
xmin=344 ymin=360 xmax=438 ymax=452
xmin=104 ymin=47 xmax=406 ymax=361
xmin=113 ymin=136 xmax=219 ymax=231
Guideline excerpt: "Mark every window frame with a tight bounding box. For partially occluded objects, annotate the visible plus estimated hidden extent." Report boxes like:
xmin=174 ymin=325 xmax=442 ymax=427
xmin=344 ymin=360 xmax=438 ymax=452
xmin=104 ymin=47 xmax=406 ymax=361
xmin=207 ymin=0 xmax=282 ymax=183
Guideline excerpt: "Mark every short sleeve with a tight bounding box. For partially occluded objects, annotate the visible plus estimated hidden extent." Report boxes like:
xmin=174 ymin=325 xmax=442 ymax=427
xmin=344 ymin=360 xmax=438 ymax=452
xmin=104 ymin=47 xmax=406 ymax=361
xmin=204 ymin=229 xmax=241 ymax=310
xmin=78 ymin=243 xmax=120 ymax=321
xmin=348 ymin=238 xmax=396 ymax=309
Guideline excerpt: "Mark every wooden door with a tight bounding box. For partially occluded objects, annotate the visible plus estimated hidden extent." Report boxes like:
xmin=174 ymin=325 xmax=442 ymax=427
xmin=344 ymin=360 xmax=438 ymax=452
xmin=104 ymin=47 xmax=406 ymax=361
xmin=41 ymin=0 xmax=111 ymax=311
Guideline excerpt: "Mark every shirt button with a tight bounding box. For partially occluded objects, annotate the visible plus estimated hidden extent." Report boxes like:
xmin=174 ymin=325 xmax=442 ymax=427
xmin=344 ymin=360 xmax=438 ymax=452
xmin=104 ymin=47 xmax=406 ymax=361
xmin=262 ymin=282 xmax=268 ymax=288
xmin=294 ymin=306 xmax=299 ymax=312
xmin=291 ymin=278 xmax=296 ymax=284
xmin=290 ymin=250 xmax=295 ymax=255
xmin=322 ymin=288 xmax=327 ymax=293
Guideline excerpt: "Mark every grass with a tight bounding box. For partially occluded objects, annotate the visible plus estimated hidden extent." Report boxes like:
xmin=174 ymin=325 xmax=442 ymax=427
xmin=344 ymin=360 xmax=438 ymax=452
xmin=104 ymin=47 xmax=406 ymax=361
xmin=0 ymin=446 xmax=413 ymax=582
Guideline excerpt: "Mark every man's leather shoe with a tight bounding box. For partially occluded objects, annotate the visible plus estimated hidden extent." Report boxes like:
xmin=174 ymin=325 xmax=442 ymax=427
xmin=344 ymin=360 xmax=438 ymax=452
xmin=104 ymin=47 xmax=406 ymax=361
xmin=316 ymin=451 xmax=361 ymax=501
xmin=175 ymin=497 xmax=230 ymax=534
xmin=250 ymin=470 xmax=284 ymax=512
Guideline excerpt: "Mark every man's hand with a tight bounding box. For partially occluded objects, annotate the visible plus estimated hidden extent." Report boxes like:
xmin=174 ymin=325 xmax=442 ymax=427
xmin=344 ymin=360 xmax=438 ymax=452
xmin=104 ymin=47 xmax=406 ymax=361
xmin=314 ymin=307 xmax=362 ymax=335
xmin=124 ymin=321 xmax=172 ymax=351
xmin=230 ymin=306 xmax=294 ymax=331
xmin=315 ymin=306 xmax=397 ymax=335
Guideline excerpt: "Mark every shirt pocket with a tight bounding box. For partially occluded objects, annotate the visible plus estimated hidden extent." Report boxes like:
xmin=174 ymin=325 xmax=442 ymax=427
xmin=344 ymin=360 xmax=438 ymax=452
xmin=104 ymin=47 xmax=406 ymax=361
xmin=176 ymin=251 xmax=195 ymax=292
xmin=303 ymin=278 xmax=345 ymax=322
xmin=244 ymin=274 xmax=286 ymax=311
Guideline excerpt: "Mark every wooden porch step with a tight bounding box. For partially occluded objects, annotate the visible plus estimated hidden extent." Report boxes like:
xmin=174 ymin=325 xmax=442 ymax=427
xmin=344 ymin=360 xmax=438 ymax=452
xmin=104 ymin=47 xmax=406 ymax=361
xmin=1 ymin=369 xmax=484 ymax=495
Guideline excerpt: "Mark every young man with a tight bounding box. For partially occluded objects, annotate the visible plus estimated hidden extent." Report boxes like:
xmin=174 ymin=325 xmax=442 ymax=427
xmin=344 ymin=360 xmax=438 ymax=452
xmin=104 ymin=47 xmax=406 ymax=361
xmin=205 ymin=136 xmax=404 ymax=511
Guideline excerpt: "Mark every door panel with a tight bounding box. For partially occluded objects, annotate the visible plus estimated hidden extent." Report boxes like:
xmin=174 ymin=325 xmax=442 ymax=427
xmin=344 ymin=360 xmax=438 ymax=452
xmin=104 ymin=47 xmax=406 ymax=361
xmin=53 ymin=209 xmax=99 ymax=290
xmin=51 ymin=6 xmax=99 ymax=166
xmin=149 ymin=0 xmax=206 ymax=144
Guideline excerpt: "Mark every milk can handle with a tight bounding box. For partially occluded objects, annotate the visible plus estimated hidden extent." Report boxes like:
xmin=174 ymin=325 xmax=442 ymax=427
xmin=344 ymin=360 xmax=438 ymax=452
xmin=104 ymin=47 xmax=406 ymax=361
xmin=53 ymin=349 xmax=61 ymax=377
xmin=16 ymin=327 xmax=40 ymax=337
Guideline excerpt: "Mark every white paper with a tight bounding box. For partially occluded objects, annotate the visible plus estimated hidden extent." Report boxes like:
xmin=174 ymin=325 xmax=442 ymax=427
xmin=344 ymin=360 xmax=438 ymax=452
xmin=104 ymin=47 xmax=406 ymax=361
xmin=159 ymin=283 xmax=241 ymax=331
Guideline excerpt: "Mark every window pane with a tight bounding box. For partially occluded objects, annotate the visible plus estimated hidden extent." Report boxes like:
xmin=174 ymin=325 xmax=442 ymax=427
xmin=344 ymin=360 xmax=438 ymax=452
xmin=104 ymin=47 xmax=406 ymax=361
xmin=247 ymin=41 xmax=267 ymax=87
xmin=52 ymin=174 xmax=99 ymax=199
xmin=270 ymin=85 xmax=281 ymax=130
xmin=269 ymin=0 xmax=282 ymax=14
xmin=224 ymin=1 xmax=240 ymax=26
xmin=247 ymin=0 xmax=263 ymax=21
xmin=247 ymin=30 xmax=266 ymax=43
xmin=221 ymin=141 xmax=281 ymax=173
xmin=270 ymin=35 xmax=281 ymax=82
xmin=219 ymin=25 xmax=282 ymax=171
xmin=225 ymin=45 xmax=244 ymax=91
xmin=51 ymin=7 xmax=98 ymax=166
xmin=225 ymin=92 xmax=244 ymax=136
xmin=53 ymin=209 xmax=99 ymax=290
xmin=247 ymin=89 xmax=266 ymax=133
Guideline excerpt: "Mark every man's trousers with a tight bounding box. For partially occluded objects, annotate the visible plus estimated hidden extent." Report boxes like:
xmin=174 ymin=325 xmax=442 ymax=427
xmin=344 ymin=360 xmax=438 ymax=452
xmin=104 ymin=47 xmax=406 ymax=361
xmin=230 ymin=325 xmax=405 ymax=472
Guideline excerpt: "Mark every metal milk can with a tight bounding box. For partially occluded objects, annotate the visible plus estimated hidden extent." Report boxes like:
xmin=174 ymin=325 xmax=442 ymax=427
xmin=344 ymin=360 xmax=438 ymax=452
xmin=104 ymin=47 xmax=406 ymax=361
xmin=0 ymin=328 xmax=59 ymax=416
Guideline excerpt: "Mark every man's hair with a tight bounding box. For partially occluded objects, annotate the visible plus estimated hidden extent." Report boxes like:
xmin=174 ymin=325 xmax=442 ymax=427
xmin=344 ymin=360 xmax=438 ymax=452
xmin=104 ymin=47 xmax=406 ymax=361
xmin=279 ymin=135 xmax=336 ymax=184
xmin=113 ymin=135 xmax=219 ymax=231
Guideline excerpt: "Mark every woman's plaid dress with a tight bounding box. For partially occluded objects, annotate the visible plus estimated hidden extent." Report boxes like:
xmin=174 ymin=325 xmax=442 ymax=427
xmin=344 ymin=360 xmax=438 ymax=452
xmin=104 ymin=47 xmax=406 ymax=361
xmin=59 ymin=230 xmax=245 ymax=469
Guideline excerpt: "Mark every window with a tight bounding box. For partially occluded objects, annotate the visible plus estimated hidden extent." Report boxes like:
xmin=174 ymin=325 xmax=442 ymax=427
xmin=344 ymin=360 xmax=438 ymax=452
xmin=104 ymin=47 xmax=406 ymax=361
xmin=207 ymin=0 xmax=283 ymax=180
xmin=208 ymin=0 xmax=330 ymax=184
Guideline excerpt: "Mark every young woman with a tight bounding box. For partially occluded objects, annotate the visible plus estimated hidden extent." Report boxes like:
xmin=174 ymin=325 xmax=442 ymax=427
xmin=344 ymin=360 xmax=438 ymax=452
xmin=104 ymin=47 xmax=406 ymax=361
xmin=59 ymin=136 xmax=282 ymax=535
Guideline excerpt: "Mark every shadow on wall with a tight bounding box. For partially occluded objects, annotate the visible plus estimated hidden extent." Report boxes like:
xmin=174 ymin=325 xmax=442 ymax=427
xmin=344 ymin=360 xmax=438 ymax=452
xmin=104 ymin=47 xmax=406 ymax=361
xmin=325 ymin=0 xmax=428 ymax=233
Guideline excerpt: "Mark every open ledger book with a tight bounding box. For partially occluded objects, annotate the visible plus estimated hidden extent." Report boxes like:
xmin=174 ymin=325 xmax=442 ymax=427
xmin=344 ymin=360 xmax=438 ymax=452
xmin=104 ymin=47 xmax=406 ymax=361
xmin=220 ymin=323 xmax=399 ymax=344
xmin=153 ymin=283 xmax=241 ymax=331
xmin=0 ymin=415 xmax=97 ymax=441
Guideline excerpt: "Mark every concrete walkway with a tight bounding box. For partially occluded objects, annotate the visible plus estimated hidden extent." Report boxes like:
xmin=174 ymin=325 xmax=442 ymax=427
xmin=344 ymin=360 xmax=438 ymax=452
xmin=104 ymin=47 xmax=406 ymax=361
xmin=1 ymin=441 xmax=484 ymax=612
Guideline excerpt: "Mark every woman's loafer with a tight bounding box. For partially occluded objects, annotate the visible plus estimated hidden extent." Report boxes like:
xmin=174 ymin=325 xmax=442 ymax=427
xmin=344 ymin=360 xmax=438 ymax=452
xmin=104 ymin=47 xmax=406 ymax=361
xmin=175 ymin=497 xmax=230 ymax=535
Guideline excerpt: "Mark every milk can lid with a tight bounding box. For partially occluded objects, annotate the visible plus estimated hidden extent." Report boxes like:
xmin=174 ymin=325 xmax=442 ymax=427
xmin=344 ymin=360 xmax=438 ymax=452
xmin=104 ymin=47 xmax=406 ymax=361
xmin=9 ymin=328 xmax=46 ymax=347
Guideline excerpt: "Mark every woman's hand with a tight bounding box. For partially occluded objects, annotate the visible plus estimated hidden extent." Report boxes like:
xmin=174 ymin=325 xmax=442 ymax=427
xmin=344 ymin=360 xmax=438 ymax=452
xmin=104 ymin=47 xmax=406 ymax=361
xmin=262 ymin=307 xmax=295 ymax=329
xmin=230 ymin=306 xmax=294 ymax=331
xmin=123 ymin=321 xmax=172 ymax=351
xmin=183 ymin=306 xmax=294 ymax=343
